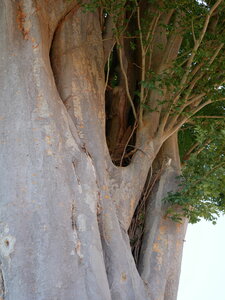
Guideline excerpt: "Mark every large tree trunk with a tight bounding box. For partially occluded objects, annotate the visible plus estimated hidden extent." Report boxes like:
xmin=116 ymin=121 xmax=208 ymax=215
xmin=0 ymin=1 xmax=187 ymax=299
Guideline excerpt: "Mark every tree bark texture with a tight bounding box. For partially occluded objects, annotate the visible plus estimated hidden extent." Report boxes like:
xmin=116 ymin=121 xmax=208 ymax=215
xmin=138 ymin=135 xmax=188 ymax=300
xmin=0 ymin=1 xmax=187 ymax=299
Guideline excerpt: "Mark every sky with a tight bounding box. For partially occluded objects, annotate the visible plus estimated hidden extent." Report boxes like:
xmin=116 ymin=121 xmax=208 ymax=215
xmin=177 ymin=216 xmax=225 ymax=300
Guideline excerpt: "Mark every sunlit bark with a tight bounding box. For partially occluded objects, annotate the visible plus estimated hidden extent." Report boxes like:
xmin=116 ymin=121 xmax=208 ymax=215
xmin=0 ymin=1 xmax=192 ymax=299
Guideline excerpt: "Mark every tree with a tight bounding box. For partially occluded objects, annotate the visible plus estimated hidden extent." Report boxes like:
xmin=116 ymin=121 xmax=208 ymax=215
xmin=0 ymin=0 xmax=224 ymax=299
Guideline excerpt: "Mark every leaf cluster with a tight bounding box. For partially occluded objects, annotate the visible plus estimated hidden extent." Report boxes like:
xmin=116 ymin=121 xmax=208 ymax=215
xmin=166 ymin=116 xmax=225 ymax=224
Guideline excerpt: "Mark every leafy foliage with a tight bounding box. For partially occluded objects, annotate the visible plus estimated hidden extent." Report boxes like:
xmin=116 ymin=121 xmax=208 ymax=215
xmin=167 ymin=115 xmax=225 ymax=223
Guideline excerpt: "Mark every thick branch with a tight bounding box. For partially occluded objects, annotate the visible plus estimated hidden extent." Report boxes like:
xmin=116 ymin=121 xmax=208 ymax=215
xmin=113 ymin=136 xmax=162 ymax=230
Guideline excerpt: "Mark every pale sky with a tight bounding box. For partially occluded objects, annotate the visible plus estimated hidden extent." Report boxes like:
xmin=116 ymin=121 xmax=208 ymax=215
xmin=177 ymin=217 xmax=225 ymax=300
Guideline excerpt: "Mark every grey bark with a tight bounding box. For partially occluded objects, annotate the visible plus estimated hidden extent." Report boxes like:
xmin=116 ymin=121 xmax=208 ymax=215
xmin=138 ymin=135 xmax=188 ymax=300
xmin=0 ymin=1 xmax=187 ymax=300
xmin=0 ymin=1 xmax=109 ymax=299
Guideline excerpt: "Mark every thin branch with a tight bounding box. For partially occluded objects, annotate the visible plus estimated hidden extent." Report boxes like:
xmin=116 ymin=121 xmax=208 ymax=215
xmin=179 ymin=99 xmax=212 ymax=125
xmin=176 ymin=50 xmax=193 ymax=65
xmin=133 ymin=62 xmax=142 ymax=69
xmin=104 ymin=44 xmax=115 ymax=93
xmin=209 ymin=43 xmax=224 ymax=65
xmin=157 ymin=40 xmax=224 ymax=135
xmin=179 ymin=93 xmax=206 ymax=111
xmin=179 ymin=43 xmax=223 ymax=104
xmin=120 ymin=121 xmax=138 ymax=166
xmin=183 ymin=141 xmax=199 ymax=162
xmin=145 ymin=13 xmax=162 ymax=55
xmin=135 ymin=1 xmax=146 ymax=124
xmin=194 ymin=141 xmax=211 ymax=156
xmin=158 ymin=64 xmax=204 ymax=132
xmin=136 ymin=1 xmax=144 ymax=56
xmin=183 ymin=73 xmax=205 ymax=101
xmin=215 ymin=78 xmax=225 ymax=88
xmin=193 ymin=115 xmax=225 ymax=119
xmin=118 ymin=4 xmax=136 ymax=37
xmin=147 ymin=13 xmax=162 ymax=74
xmin=163 ymin=99 xmax=212 ymax=141
xmin=102 ymin=36 xmax=140 ymax=41
xmin=158 ymin=93 xmax=205 ymax=135
xmin=194 ymin=161 xmax=225 ymax=186
xmin=182 ymin=139 xmax=211 ymax=163
xmin=128 ymin=145 xmax=153 ymax=162
xmin=213 ymin=98 xmax=225 ymax=102
xmin=117 ymin=38 xmax=137 ymax=120
xmin=180 ymin=0 xmax=223 ymax=87
xmin=191 ymin=18 xmax=196 ymax=44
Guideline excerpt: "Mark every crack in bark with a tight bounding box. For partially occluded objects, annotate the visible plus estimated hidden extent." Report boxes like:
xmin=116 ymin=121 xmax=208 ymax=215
xmin=70 ymin=187 xmax=83 ymax=261
xmin=72 ymin=160 xmax=81 ymax=186
xmin=81 ymin=144 xmax=92 ymax=159
xmin=0 ymin=266 xmax=5 ymax=300
xmin=70 ymin=161 xmax=85 ymax=261
xmin=71 ymin=203 xmax=76 ymax=231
